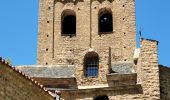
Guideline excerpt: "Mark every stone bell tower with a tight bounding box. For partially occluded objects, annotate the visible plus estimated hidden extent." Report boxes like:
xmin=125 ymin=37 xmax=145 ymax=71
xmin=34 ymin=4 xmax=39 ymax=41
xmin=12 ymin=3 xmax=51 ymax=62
xmin=16 ymin=0 xmax=162 ymax=99
xmin=37 ymin=0 xmax=136 ymax=85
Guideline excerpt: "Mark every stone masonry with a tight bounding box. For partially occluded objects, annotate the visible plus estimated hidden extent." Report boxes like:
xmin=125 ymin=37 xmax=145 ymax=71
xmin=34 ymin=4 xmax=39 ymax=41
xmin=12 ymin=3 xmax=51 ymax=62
xmin=37 ymin=0 xmax=136 ymax=86
xmin=12 ymin=0 xmax=170 ymax=99
xmin=136 ymin=39 xmax=160 ymax=99
xmin=159 ymin=65 xmax=170 ymax=100
xmin=57 ymin=38 xmax=161 ymax=100
xmin=0 ymin=58 xmax=54 ymax=100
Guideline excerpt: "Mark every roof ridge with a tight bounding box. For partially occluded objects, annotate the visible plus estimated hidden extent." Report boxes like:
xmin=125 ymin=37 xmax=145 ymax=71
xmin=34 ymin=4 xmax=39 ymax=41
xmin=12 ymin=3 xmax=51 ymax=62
xmin=0 ymin=57 xmax=54 ymax=97
xmin=17 ymin=65 xmax=75 ymax=67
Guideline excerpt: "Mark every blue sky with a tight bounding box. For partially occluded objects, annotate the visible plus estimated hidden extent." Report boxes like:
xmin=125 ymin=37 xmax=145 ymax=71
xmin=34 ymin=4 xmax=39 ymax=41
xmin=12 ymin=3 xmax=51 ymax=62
xmin=0 ymin=0 xmax=170 ymax=66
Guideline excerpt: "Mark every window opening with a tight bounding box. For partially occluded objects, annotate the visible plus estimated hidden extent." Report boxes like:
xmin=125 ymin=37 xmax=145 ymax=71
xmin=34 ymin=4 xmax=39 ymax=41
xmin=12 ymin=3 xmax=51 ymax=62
xmin=62 ymin=15 xmax=76 ymax=35
xmin=84 ymin=52 xmax=99 ymax=77
xmin=99 ymin=11 xmax=113 ymax=33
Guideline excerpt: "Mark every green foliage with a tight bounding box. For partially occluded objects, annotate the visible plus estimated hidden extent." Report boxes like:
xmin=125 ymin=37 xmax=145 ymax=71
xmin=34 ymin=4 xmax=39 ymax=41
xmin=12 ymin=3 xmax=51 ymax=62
xmin=6 ymin=58 xmax=12 ymax=65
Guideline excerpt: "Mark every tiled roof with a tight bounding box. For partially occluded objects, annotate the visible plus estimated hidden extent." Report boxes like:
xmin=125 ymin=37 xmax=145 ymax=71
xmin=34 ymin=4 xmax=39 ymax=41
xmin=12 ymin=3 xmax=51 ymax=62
xmin=16 ymin=65 xmax=75 ymax=78
xmin=111 ymin=62 xmax=134 ymax=74
xmin=0 ymin=57 xmax=54 ymax=97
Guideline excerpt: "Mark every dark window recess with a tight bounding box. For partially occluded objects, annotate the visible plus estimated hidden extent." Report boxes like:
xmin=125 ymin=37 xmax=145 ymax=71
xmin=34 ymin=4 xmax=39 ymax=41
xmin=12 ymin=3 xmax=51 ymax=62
xmin=62 ymin=15 xmax=76 ymax=36
xmin=99 ymin=13 xmax=113 ymax=33
xmin=95 ymin=95 xmax=109 ymax=100
xmin=84 ymin=53 xmax=99 ymax=77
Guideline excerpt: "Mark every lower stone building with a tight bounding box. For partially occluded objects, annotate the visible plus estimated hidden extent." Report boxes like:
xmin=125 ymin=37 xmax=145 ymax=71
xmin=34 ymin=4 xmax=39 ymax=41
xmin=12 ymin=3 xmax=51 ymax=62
xmin=0 ymin=58 xmax=55 ymax=100
xmin=1 ymin=39 xmax=170 ymax=100
xmin=16 ymin=38 xmax=170 ymax=100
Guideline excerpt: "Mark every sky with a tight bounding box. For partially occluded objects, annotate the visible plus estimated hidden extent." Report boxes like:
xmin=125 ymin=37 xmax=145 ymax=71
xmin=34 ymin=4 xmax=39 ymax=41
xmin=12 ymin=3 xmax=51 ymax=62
xmin=0 ymin=0 xmax=170 ymax=66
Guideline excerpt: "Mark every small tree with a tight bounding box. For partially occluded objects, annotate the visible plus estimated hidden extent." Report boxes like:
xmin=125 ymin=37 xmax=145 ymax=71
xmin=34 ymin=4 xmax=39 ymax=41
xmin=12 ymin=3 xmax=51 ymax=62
xmin=6 ymin=58 xmax=12 ymax=65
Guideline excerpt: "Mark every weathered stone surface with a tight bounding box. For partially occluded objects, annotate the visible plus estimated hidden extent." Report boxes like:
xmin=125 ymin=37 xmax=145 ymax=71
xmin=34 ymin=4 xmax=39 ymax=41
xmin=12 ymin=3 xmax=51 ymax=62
xmin=0 ymin=59 xmax=54 ymax=100
xmin=111 ymin=62 xmax=134 ymax=74
xmin=136 ymin=39 xmax=160 ymax=100
xmin=57 ymin=39 xmax=161 ymax=100
xmin=159 ymin=65 xmax=170 ymax=100
xmin=37 ymin=0 xmax=136 ymax=86
xmin=13 ymin=0 xmax=169 ymax=99
xmin=107 ymin=73 xmax=137 ymax=86
xmin=60 ymin=84 xmax=142 ymax=100
xmin=33 ymin=77 xmax=77 ymax=90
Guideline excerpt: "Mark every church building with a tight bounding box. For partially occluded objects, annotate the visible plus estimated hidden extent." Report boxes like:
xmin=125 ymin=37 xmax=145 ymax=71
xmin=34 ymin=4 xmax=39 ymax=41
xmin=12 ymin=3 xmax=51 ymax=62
xmin=14 ymin=0 xmax=170 ymax=99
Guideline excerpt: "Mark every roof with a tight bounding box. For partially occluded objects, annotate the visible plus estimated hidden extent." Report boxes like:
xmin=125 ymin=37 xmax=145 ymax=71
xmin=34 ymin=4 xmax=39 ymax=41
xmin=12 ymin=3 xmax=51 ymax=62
xmin=0 ymin=57 xmax=54 ymax=97
xmin=16 ymin=65 xmax=75 ymax=78
xmin=111 ymin=62 xmax=135 ymax=74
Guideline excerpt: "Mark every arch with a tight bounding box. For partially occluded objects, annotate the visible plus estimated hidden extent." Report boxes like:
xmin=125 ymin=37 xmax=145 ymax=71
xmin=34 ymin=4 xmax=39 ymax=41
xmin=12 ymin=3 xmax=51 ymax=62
xmin=84 ymin=52 xmax=99 ymax=77
xmin=98 ymin=8 xmax=113 ymax=33
xmin=61 ymin=9 xmax=76 ymax=36
xmin=94 ymin=95 xmax=109 ymax=100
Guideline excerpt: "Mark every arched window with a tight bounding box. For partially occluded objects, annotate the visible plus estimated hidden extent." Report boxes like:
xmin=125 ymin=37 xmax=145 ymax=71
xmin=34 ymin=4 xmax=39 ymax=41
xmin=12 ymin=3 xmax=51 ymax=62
xmin=94 ymin=95 xmax=109 ymax=100
xmin=99 ymin=8 xmax=113 ymax=33
xmin=61 ymin=10 xmax=76 ymax=36
xmin=84 ymin=52 xmax=99 ymax=77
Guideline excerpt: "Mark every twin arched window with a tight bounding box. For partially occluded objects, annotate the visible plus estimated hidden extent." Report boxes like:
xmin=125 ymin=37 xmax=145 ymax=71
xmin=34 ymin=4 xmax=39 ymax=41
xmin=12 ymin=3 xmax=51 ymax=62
xmin=61 ymin=8 xmax=113 ymax=36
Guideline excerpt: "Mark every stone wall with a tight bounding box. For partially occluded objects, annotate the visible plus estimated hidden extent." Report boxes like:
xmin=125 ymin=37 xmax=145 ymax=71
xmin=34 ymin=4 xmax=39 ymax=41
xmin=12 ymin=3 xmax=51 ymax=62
xmin=136 ymin=39 xmax=160 ymax=99
xmin=60 ymin=85 xmax=142 ymax=100
xmin=36 ymin=0 xmax=162 ymax=99
xmin=159 ymin=65 xmax=170 ymax=100
xmin=58 ymin=39 xmax=161 ymax=100
xmin=0 ymin=59 xmax=54 ymax=100
xmin=37 ymin=0 xmax=136 ymax=86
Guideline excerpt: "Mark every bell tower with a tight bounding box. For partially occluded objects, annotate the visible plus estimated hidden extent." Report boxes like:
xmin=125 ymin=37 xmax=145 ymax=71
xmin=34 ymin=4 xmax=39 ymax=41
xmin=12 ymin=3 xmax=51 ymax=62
xmin=37 ymin=0 xmax=136 ymax=85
